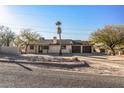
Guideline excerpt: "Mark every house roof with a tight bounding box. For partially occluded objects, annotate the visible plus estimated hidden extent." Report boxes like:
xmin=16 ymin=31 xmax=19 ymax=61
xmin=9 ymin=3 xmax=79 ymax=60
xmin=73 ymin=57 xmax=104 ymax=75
xmin=38 ymin=39 xmax=52 ymax=45
xmin=57 ymin=39 xmax=72 ymax=45
xmin=36 ymin=39 xmax=91 ymax=45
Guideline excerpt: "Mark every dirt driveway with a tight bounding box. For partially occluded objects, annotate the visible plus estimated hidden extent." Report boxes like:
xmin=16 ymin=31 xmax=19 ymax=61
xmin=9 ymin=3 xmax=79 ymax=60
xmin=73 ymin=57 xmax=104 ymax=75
xmin=21 ymin=54 xmax=124 ymax=76
xmin=72 ymin=55 xmax=124 ymax=76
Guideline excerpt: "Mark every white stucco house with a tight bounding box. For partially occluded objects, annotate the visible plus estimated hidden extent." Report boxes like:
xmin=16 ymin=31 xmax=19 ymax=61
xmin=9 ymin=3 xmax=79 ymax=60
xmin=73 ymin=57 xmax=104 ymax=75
xmin=24 ymin=37 xmax=93 ymax=54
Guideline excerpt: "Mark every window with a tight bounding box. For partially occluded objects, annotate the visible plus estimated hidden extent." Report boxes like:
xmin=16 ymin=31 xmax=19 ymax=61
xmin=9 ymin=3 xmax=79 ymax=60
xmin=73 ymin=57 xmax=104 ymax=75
xmin=62 ymin=45 xmax=66 ymax=49
xmin=43 ymin=46 xmax=49 ymax=49
xmin=30 ymin=45 xmax=34 ymax=50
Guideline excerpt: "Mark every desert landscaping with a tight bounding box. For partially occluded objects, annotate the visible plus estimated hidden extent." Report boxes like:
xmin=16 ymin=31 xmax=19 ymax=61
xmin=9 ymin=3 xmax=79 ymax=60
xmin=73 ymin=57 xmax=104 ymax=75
xmin=23 ymin=54 xmax=124 ymax=76
xmin=0 ymin=53 xmax=124 ymax=77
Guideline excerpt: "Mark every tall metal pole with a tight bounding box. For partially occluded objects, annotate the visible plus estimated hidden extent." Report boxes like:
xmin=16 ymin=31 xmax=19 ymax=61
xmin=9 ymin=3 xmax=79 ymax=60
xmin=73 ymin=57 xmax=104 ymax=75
xmin=56 ymin=21 xmax=62 ymax=56
xmin=59 ymin=32 xmax=62 ymax=56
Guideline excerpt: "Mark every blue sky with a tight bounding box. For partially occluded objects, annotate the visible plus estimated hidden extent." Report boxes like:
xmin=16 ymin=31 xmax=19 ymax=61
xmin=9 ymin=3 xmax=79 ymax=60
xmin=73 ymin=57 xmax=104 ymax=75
xmin=0 ymin=5 xmax=124 ymax=40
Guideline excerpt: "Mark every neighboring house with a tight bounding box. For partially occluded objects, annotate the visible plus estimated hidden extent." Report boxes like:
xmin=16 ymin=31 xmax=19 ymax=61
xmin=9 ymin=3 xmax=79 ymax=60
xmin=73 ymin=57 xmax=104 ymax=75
xmin=25 ymin=37 xmax=93 ymax=54
xmin=114 ymin=47 xmax=124 ymax=55
xmin=93 ymin=43 xmax=124 ymax=55
xmin=93 ymin=43 xmax=106 ymax=53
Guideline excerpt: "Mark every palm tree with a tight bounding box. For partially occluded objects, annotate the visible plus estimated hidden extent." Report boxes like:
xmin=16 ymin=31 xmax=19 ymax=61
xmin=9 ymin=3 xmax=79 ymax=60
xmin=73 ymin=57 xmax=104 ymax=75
xmin=56 ymin=21 xmax=62 ymax=56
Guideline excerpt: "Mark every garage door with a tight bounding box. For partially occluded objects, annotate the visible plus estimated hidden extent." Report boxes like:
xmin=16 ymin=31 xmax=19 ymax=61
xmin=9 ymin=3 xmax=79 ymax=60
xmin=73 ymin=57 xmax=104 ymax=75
xmin=72 ymin=46 xmax=81 ymax=53
xmin=83 ymin=46 xmax=92 ymax=53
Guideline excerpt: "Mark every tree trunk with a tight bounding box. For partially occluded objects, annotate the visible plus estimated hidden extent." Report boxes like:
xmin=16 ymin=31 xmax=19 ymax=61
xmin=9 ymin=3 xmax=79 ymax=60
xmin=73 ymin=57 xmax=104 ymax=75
xmin=110 ymin=47 xmax=116 ymax=55
xmin=25 ymin=44 xmax=28 ymax=54
xmin=6 ymin=39 xmax=10 ymax=47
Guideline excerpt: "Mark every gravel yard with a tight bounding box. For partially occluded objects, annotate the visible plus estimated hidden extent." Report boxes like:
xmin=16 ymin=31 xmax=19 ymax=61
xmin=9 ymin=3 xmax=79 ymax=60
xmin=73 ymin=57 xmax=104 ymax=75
xmin=0 ymin=53 xmax=124 ymax=77
xmin=74 ymin=55 xmax=124 ymax=76
xmin=20 ymin=54 xmax=124 ymax=76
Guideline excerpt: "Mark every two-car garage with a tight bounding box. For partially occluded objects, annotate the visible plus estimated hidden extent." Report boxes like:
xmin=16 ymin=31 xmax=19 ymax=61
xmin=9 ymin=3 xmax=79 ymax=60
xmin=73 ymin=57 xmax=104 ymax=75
xmin=72 ymin=45 xmax=92 ymax=53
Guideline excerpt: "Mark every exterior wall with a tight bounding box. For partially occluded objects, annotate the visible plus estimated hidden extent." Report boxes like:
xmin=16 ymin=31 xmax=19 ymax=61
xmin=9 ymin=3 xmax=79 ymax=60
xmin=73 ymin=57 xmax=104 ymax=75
xmin=27 ymin=45 xmax=37 ymax=54
xmin=48 ymin=45 xmax=72 ymax=53
xmin=27 ymin=45 xmax=72 ymax=54
xmin=62 ymin=45 xmax=72 ymax=53
xmin=43 ymin=49 xmax=49 ymax=53
xmin=0 ymin=46 xmax=20 ymax=55
xmin=27 ymin=44 xmax=93 ymax=54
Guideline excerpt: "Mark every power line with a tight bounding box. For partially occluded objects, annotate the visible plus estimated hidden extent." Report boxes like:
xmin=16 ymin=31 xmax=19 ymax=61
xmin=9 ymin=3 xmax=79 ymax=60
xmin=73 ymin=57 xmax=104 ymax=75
xmin=0 ymin=23 xmax=95 ymax=31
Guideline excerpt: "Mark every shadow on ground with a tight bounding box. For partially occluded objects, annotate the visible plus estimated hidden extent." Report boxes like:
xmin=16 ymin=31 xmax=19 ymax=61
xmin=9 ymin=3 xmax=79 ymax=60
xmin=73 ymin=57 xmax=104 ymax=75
xmin=15 ymin=63 xmax=33 ymax=71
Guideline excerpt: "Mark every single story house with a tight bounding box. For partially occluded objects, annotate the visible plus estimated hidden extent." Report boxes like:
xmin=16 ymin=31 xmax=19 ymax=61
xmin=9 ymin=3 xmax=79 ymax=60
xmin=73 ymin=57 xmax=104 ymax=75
xmin=25 ymin=37 xmax=93 ymax=54
xmin=93 ymin=43 xmax=124 ymax=55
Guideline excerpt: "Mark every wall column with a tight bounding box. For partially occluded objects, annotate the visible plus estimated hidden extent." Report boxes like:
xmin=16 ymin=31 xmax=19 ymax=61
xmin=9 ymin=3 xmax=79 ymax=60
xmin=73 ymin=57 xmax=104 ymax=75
xmin=36 ymin=45 xmax=39 ymax=54
xmin=81 ymin=45 xmax=83 ymax=54
xmin=91 ymin=46 xmax=94 ymax=53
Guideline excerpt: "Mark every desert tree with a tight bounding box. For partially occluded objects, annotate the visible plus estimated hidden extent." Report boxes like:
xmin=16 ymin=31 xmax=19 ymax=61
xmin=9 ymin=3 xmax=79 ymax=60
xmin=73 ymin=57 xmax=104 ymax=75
xmin=14 ymin=29 xmax=41 ymax=53
xmin=90 ymin=25 xmax=124 ymax=55
xmin=0 ymin=25 xmax=15 ymax=47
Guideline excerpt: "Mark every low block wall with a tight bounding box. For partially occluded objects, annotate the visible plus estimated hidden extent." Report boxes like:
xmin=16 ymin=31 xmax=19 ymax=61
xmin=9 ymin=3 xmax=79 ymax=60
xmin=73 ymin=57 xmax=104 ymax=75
xmin=0 ymin=47 xmax=20 ymax=55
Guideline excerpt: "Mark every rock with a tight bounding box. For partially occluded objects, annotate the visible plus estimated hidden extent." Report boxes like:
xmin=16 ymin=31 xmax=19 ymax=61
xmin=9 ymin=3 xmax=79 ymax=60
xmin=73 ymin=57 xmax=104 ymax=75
xmin=71 ymin=57 xmax=80 ymax=62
